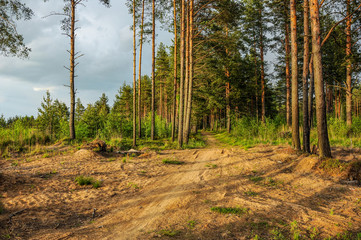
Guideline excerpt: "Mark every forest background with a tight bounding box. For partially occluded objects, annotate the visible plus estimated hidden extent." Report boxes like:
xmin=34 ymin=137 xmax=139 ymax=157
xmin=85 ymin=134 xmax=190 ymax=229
xmin=1 ymin=0 xmax=361 ymax=158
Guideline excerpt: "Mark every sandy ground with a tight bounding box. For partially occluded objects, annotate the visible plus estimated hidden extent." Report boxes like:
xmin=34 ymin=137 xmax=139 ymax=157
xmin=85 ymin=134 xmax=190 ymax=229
xmin=1 ymin=133 xmax=361 ymax=239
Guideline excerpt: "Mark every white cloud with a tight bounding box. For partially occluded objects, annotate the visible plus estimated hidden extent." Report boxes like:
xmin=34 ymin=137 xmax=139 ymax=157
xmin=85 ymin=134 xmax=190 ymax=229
xmin=33 ymin=86 xmax=57 ymax=92
xmin=0 ymin=0 xmax=173 ymax=119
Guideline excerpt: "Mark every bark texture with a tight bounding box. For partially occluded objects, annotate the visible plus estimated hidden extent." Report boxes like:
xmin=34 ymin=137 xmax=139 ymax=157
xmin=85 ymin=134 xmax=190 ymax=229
xmin=290 ymin=0 xmax=300 ymax=150
xmin=302 ymin=0 xmax=310 ymax=153
xmin=310 ymin=0 xmax=332 ymax=158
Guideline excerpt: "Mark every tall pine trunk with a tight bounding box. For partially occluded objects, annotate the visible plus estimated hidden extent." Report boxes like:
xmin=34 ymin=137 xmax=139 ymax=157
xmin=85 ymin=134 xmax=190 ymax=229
xmin=171 ymin=0 xmax=177 ymax=142
xmin=151 ymin=0 xmax=156 ymax=140
xmin=302 ymin=0 xmax=310 ymax=153
xmin=284 ymin=0 xmax=291 ymax=128
xmin=290 ymin=0 xmax=300 ymax=150
xmin=260 ymin=8 xmax=266 ymax=123
xmin=138 ymin=0 xmax=145 ymax=139
xmin=308 ymin=59 xmax=314 ymax=127
xmin=310 ymin=0 xmax=332 ymax=158
xmin=178 ymin=0 xmax=185 ymax=147
xmin=346 ymin=0 xmax=352 ymax=126
xmin=183 ymin=1 xmax=189 ymax=140
xmin=184 ymin=0 xmax=194 ymax=144
xmin=69 ymin=0 xmax=76 ymax=140
xmin=225 ymin=28 xmax=231 ymax=132
xmin=132 ymin=0 xmax=137 ymax=147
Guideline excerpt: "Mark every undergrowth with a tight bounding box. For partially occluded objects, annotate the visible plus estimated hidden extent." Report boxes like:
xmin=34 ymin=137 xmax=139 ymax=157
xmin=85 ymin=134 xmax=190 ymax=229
xmin=213 ymin=116 xmax=361 ymax=149
xmin=210 ymin=206 xmax=248 ymax=215
xmin=75 ymin=176 xmax=102 ymax=189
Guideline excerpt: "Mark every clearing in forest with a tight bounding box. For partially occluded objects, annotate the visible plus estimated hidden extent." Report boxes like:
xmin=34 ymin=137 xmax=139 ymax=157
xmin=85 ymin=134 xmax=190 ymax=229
xmin=0 ymin=133 xmax=361 ymax=239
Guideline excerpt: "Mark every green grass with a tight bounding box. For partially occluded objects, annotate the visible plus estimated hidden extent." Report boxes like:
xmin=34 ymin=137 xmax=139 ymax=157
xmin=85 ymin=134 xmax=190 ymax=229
xmin=245 ymin=190 xmax=258 ymax=196
xmin=128 ymin=182 xmax=140 ymax=189
xmin=205 ymin=163 xmax=217 ymax=168
xmin=158 ymin=229 xmax=180 ymax=237
xmin=249 ymin=176 xmax=264 ymax=183
xmin=187 ymin=220 xmax=197 ymax=229
xmin=210 ymin=206 xmax=248 ymax=215
xmin=163 ymin=159 xmax=185 ymax=165
xmin=75 ymin=175 xmax=102 ymax=189
xmin=319 ymin=158 xmax=349 ymax=172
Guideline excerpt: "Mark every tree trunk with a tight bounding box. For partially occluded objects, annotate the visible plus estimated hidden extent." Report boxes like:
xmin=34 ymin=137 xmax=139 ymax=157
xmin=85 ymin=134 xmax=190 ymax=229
xmin=151 ymin=0 xmax=156 ymax=140
xmin=132 ymin=0 xmax=137 ymax=147
xmin=310 ymin=0 xmax=332 ymax=158
xmin=178 ymin=0 xmax=185 ymax=147
xmin=260 ymin=8 xmax=266 ymax=123
xmin=171 ymin=0 xmax=177 ymax=142
xmin=346 ymin=0 xmax=352 ymax=126
xmin=253 ymin=41 xmax=259 ymax=121
xmin=225 ymin=28 xmax=231 ymax=133
xmin=285 ymin=0 xmax=291 ymax=128
xmin=160 ymin=80 xmax=163 ymax=119
xmin=137 ymin=0 xmax=145 ymax=139
xmin=302 ymin=0 xmax=310 ymax=153
xmin=69 ymin=0 xmax=76 ymax=140
xmin=308 ymin=59 xmax=314 ymax=127
xmin=184 ymin=0 xmax=194 ymax=144
xmin=183 ymin=1 xmax=189 ymax=141
xmin=290 ymin=0 xmax=300 ymax=150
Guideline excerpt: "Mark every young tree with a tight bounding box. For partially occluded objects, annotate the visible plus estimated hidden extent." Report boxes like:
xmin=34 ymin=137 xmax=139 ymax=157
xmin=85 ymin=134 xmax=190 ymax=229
xmin=44 ymin=0 xmax=110 ymax=140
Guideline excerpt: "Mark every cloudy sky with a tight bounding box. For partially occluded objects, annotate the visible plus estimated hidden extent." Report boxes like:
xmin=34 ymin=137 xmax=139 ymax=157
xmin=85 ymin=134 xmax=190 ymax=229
xmin=0 ymin=0 xmax=172 ymax=119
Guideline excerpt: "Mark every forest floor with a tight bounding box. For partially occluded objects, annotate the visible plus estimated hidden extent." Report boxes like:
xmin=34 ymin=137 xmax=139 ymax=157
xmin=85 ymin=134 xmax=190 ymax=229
xmin=1 ymin=133 xmax=361 ymax=240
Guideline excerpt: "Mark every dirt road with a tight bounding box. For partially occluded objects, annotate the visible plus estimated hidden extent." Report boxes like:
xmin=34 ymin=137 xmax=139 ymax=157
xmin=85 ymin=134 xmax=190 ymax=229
xmin=1 ymin=133 xmax=361 ymax=239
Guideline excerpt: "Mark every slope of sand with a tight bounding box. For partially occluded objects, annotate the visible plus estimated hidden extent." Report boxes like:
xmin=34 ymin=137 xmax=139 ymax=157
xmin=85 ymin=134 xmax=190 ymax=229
xmin=1 ymin=133 xmax=360 ymax=239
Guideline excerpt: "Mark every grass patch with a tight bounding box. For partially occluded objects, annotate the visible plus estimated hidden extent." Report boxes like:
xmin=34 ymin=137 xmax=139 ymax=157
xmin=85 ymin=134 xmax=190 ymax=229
xmin=128 ymin=182 xmax=140 ymax=189
xmin=319 ymin=158 xmax=349 ymax=172
xmin=205 ymin=163 xmax=217 ymax=169
xmin=249 ymin=176 xmax=264 ymax=183
xmin=158 ymin=229 xmax=180 ymax=237
xmin=187 ymin=220 xmax=197 ymax=229
xmin=210 ymin=206 xmax=248 ymax=215
xmin=245 ymin=190 xmax=258 ymax=196
xmin=163 ymin=159 xmax=185 ymax=165
xmin=75 ymin=175 xmax=102 ymax=189
xmin=263 ymin=177 xmax=284 ymax=187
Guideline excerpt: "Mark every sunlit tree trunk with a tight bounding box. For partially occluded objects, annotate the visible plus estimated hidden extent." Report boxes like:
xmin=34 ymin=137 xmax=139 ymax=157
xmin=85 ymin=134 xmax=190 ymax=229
xmin=346 ymin=0 xmax=352 ymax=126
xmin=308 ymin=59 xmax=314 ymax=127
xmin=178 ymin=0 xmax=185 ymax=147
xmin=310 ymin=0 xmax=332 ymax=158
xmin=171 ymin=0 xmax=177 ymax=142
xmin=183 ymin=1 xmax=189 ymax=141
xmin=137 ymin=0 xmax=145 ymax=139
xmin=69 ymin=0 xmax=76 ymax=140
xmin=284 ymin=0 xmax=291 ymax=128
xmin=302 ymin=0 xmax=310 ymax=153
xmin=151 ymin=0 xmax=156 ymax=140
xmin=225 ymin=28 xmax=231 ymax=132
xmin=132 ymin=0 xmax=137 ymax=147
xmin=260 ymin=8 xmax=266 ymax=123
xmin=290 ymin=0 xmax=300 ymax=150
xmin=184 ymin=0 xmax=194 ymax=144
